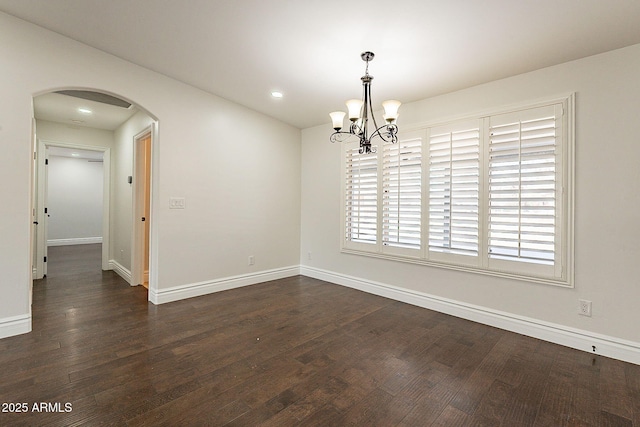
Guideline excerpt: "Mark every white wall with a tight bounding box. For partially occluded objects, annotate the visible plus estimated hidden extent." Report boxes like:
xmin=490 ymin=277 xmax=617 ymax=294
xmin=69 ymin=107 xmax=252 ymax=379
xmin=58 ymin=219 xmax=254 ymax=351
xmin=0 ymin=12 xmax=301 ymax=337
xmin=301 ymin=44 xmax=640 ymax=361
xmin=111 ymin=111 xmax=154 ymax=270
xmin=36 ymin=119 xmax=115 ymax=149
xmin=47 ymin=155 xmax=103 ymax=243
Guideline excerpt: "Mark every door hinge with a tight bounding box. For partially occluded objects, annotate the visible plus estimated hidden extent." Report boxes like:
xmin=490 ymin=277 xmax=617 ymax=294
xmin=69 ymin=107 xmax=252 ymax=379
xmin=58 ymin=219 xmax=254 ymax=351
xmin=44 ymin=256 xmax=47 ymax=263
xmin=44 ymin=207 xmax=48 ymax=214
xmin=45 ymin=159 xmax=49 ymax=165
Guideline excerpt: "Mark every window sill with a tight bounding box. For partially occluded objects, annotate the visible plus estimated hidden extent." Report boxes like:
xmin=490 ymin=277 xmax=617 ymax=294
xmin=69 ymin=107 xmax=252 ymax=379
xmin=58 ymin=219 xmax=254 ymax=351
xmin=340 ymin=247 xmax=573 ymax=288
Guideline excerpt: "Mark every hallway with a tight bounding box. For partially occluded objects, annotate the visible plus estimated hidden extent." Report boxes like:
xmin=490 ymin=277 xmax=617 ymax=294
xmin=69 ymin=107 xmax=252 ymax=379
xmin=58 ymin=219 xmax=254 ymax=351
xmin=44 ymin=244 xmax=110 ymax=278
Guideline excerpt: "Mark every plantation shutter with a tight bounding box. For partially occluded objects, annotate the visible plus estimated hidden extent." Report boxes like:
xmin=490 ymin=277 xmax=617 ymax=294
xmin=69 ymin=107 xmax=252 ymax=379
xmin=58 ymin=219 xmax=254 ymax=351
xmin=488 ymin=105 xmax=559 ymax=267
xmin=382 ymin=136 xmax=422 ymax=250
xmin=345 ymin=147 xmax=378 ymax=244
xmin=428 ymin=121 xmax=480 ymax=258
xmin=340 ymin=96 xmax=571 ymax=285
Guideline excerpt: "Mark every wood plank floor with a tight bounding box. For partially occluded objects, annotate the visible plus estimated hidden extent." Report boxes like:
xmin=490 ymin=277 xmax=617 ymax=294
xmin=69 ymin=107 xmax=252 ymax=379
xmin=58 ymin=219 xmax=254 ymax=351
xmin=1 ymin=244 xmax=638 ymax=426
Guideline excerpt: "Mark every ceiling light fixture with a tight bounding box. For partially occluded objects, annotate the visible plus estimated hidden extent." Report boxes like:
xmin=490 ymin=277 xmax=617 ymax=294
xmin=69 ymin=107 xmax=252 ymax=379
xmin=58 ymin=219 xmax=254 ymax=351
xmin=78 ymin=107 xmax=92 ymax=114
xmin=271 ymin=91 xmax=283 ymax=98
xmin=329 ymin=51 xmax=401 ymax=154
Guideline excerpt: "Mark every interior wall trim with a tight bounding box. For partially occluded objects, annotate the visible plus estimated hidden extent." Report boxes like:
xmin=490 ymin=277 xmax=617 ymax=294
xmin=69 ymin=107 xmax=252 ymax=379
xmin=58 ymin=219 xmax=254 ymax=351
xmin=149 ymin=265 xmax=301 ymax=305
xmin=48 ymin=237 xmax=103 ymax=247
xmin=300 ymin=265 xmax=640 ymax=366
xmin=0 ymin=314 xmax=31 ymax=340
xmin=109 ymin=259 xmax=132 ymax=285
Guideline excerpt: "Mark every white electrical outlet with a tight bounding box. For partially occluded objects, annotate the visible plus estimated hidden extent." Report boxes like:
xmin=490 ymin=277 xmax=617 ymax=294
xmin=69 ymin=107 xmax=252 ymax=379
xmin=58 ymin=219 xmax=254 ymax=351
xmin=248 ymin=255 xmax=255 ymax=266
xmin=578 ymin=299 xmax=592 ymax=317
xmin=169 ymin=197 xmax=185 ymax=209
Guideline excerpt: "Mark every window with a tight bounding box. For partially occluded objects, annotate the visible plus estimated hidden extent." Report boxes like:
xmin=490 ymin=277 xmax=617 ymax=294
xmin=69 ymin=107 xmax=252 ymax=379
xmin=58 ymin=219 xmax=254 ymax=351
xmin=344 ymin=147 xmax=377 ymax=246
xmin=341 ymin=95 xmax=573 ymax=286
xmin=487 ymin=104 xmax=564 ymax=278
xmin=428 ymin=120 xmax=480 ymax=265
xmin=382 ymin=135 xmax=422 ymax=252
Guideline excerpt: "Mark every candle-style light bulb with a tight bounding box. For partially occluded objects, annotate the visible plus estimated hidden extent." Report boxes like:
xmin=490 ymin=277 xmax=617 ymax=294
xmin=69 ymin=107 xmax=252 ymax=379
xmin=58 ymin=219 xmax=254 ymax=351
xmin=382 ymin=100 xmax=401 ymax=123
xmin=346 ymin=99 xmax=363 ymax=121
xmin=329 ymin=111 xmax=346 ymax=131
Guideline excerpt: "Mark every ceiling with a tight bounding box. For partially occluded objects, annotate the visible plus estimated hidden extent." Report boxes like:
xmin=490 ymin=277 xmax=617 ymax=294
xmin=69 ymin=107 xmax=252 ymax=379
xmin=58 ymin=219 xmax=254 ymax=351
xmin=3 ymin=0 xmax=640 ymax=130
xmin=48 ymin=146 xmax=104 ymax=161
xmin=35 ymin=92 xmax=138 ymax=131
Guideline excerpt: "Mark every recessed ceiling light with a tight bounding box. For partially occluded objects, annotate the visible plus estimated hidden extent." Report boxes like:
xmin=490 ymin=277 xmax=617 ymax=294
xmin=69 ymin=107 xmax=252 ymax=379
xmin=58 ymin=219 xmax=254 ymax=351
xmin=71 ymin=153 xmax=80 ymax=157
xmin=271 ymin=91 xmax=283 ymax=98
xmin=78 ymin=108 xmax=93 ymax=114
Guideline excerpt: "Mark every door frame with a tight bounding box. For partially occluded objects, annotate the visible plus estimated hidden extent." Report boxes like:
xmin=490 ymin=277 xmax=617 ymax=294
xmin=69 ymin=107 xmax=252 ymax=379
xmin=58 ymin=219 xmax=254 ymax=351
xmin=34 ymin=139 xmax=111 ymax=278
xmin=131 ymin=125 xmax=154 ymax=288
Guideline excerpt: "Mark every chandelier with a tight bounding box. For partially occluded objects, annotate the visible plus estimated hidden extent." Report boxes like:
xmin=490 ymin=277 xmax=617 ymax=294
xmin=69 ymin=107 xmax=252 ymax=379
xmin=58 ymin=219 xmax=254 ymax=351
xmin=329 ymin=51 xmax=401 ymax=154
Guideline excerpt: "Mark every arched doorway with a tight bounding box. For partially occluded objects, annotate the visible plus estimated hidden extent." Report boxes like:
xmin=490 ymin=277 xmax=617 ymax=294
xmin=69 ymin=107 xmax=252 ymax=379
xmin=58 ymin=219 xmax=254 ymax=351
xmin=31 ymin=88 xmax=158 ymax=301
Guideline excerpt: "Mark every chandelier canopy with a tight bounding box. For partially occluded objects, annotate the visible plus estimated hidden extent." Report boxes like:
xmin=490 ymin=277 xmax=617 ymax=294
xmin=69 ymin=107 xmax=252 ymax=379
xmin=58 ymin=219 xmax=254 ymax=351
xmin=329 ymin=51 xmax=401 ymax=154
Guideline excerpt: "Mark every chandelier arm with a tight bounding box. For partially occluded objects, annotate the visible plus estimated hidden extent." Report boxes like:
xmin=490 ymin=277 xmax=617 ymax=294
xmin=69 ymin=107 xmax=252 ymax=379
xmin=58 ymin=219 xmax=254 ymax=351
xmin=350 ymin=120 xmax=364 ymax=137
xmin=369 ymin=123 xmax=399 ymax=144
xmin=366 ymin=85 xmax=381 ymax=140
xmin=330 ymin=130 xmax=356 ymax=144
xmin=360 ymin=76 xmax=371 ymax=147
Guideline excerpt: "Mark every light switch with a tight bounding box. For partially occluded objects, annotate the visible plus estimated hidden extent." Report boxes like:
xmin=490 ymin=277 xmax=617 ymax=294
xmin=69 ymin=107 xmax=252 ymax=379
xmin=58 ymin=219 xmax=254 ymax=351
xmin=169 ymin=197 xmax=185 ymax=209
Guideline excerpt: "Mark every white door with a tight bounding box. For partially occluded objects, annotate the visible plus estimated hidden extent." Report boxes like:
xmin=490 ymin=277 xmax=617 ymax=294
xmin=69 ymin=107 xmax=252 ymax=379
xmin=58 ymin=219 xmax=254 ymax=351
xmin=35 ymin=142 xmax=49 ymax=278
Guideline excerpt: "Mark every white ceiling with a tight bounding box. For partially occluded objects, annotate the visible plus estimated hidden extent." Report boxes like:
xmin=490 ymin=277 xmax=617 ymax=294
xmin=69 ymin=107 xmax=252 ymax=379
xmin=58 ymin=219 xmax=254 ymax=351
xmin=3 ymin=0 xmax=640 ymax=129
xmin=48 ymin=146 xmax=104 ymax=161
xmin=34 ymin=92 xmax=138 ymax=131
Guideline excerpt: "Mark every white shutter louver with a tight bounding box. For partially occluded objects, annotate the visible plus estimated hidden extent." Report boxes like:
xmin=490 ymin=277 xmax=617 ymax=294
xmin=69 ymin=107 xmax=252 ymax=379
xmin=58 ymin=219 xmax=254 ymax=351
xmin=345 ymin=148 xmax=377 ymax=244
xmin=488 ymin=106 xmax=558 ymax=266
xmin=383 ymin=137 xmax=422 ymax=250
xmin=428 ymin=124 xmax=480 ymax=257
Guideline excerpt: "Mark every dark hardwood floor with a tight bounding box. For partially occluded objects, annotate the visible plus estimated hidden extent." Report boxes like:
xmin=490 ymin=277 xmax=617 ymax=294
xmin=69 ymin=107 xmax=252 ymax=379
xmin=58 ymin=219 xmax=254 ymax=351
xmin=1 ymin=244 xmax=638 ymax=426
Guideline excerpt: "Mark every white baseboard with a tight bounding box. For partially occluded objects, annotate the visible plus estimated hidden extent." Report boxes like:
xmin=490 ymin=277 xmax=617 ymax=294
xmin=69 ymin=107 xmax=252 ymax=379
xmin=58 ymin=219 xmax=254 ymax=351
xmin=48 ymin=237 xmax=102 ymax=246
xmin=0 ymin=314 xmax=31 ymax=339
xmin=300 ymin=265 xmax=640 ymax=366
xmin=149 ymin=265 xmax=300 ymax=305
xmin=109 ymin=259 xmax=132 ymax=285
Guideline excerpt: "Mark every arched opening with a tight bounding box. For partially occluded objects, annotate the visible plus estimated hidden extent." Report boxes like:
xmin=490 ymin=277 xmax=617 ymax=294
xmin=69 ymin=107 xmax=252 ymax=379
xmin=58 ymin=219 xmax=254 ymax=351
xmin=30 ymin=88 xmax=158 ymax=308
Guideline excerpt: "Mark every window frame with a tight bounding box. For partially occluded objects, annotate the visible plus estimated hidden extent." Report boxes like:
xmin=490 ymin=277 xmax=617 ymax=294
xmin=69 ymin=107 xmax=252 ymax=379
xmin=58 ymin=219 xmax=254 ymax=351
xmin=340 ymin=94 xmax=575 ymax=287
